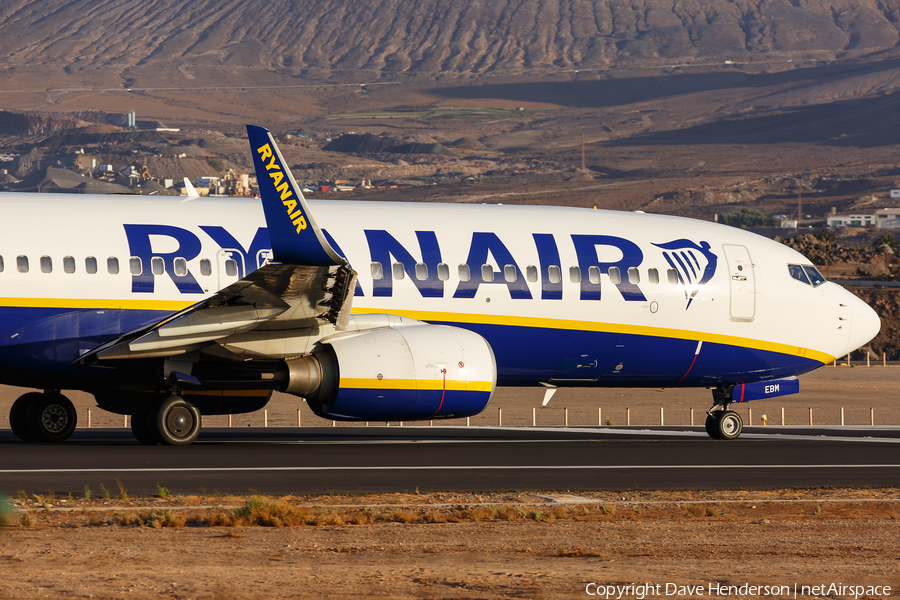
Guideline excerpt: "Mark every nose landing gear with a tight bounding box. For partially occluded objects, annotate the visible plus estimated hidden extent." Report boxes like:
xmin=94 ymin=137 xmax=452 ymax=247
xmin=705 ymin=386 xmax=744 ymax=440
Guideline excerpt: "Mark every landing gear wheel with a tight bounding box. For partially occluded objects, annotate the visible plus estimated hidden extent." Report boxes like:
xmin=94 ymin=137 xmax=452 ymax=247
xmin=26 ymin=393 xmax=77 ymax=442
xmin=705 ymin=412 xmax=722 ymax=440
xmin=9 ymin=392 xmax=42 ymax=442
xmin=716 ymin=410 xmax=743 ymax=440
xmin=154 ymin=395 xmax=201 ymax=446
xmin=131 ymin=405 xmax=161 ymax=445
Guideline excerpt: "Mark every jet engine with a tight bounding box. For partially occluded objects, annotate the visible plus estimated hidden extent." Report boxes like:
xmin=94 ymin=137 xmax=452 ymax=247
xmin=280 ymin=323 xmax=496 ymax=421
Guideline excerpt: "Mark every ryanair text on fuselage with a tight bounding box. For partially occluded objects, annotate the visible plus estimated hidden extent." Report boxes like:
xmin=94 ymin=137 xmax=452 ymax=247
xmin=124 ymin=223 xmax=716 ymax=307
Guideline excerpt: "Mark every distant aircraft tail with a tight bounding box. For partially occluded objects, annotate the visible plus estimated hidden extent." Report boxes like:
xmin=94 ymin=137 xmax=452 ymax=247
xmin=246 ymin=125 xmax=344 ymax=266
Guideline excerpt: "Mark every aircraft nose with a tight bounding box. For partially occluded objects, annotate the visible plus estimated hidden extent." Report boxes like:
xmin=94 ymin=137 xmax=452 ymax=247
xmin=848 ymin=293 xmax=881 ymax=355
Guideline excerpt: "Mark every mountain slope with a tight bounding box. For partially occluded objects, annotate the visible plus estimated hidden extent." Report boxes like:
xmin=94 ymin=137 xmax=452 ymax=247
xmin=1 ymin=0 xmax=899 ymax=78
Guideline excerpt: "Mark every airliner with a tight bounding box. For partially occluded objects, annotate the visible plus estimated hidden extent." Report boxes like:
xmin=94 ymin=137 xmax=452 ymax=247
xmin=1 ymin=125 xmax=880 ymax=445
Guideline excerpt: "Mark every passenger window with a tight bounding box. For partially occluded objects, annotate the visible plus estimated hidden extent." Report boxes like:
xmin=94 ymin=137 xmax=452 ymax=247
xmin=415 ymin=263 xmax=428 ymax=281
xmin=225 ymin=259 xmax=238 ymax=277
xmin=0 ymin=255 xmax=4 ymax=273
xmin=174 ymin=257 xmax=187 ymax=277
xmin=392 ymin=262 xmax=405 ymax=280
xmin=370 ymin=262 xmax=383 ymax=280
xmin=437 ymin=263 xmax=450 ymax=281
xmin=152 ymin=257 xmax=165 ymax=276
xmin=667 ymin=269 xmax=679 ymax=285
xmin=503 ymin=264 xmax=517 ymax=283
xmin=200 ymin=259 xmax=212 ymax=276
xmin=608 ymin=266 xmax=621 ymax=284
xmin=481 ymin=264 xmax=494 ymax=282
xmin=569 ymin=266 xmax=581 ymax=283
xmin=588 ymin=266 xmax=601 ymax=284
xmin=628 ymin=267 xmax=640 ymax=284
xmin=63 ymin=256 xmax=75 ymax=274
xmin=40 ymin=256 xmax=52 ymax=273
xmin=548 ymin=265 xmax=561 ymax=284
xmin=458 ymin=264 xmax=470 ymax=281
xmin=648 ymin=268 xmax=659 ymax=284
xmin=17 ymin=256 xmax=28 ymax=273
xmin=85 ymin=257 xmax=97 ymax=274
xmin=525 ymin=265 xmax=538 ymax=282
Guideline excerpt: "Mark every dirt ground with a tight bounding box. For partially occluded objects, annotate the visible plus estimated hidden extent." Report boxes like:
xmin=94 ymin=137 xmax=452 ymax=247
xmin=1 ymin=489 xmax=899 ymax=599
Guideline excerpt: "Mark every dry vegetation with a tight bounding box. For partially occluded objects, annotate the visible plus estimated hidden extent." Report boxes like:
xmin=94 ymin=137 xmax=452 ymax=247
xmin=6 ymin=487 xmax=900 ymax=530
xmin=3 ymin=489 xmax=899 ymax=599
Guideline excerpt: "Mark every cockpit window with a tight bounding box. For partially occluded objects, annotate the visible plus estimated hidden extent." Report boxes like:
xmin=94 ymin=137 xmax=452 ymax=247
xmin=803 ymin=265 xmax=826 ymax=287
xmin=788 ymin=263 xmax=826 ymax=287
xmin=788 ymin=264 xmax=809 ymax=284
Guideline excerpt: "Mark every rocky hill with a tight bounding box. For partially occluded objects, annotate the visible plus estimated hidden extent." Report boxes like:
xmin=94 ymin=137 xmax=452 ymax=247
xmin=2 ymin=0 xmax=900 ymax=80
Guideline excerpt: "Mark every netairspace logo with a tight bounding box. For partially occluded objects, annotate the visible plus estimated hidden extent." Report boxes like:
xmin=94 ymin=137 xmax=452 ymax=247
xmin=584 ymin=582 xmax=892 ymax=599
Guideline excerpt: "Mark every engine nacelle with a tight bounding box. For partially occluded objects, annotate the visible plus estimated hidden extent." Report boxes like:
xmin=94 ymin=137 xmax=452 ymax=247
xmin=283 ymin=323 xmax=496 ymax=421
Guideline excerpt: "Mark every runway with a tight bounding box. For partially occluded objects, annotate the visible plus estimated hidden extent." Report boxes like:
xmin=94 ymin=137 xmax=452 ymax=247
xmin=2 ymin=426 xmax=899 ymax=496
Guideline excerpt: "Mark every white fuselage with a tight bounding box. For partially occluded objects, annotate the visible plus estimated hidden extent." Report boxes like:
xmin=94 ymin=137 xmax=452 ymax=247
xmin=0 ymin=193 xmax=879 ymax=389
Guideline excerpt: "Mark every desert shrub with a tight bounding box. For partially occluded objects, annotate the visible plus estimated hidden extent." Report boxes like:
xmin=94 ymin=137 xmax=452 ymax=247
xmin=110 ymin=510 xmax=185 ymax=528
xmin=494 ymin=505 xmax=529 ymax=521
xmin=421 ymin=510 xmax=448 ymax=524
xmin=719 ymin=209 xmax=778 ymax=228
xmin=230 ymin=497 xmax=311 ymax=527
xmin=874 ymin=234 xmax=896 ymax=248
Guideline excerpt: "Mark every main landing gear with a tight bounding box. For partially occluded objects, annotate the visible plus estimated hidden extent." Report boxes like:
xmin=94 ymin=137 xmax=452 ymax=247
xmin=705 ymin=386 xmax=744 ymax=440
xmin=131 ymin=395 xmax=202 ymax=446
xmin=9 ymin=391 xmax=78 ymax=443
xmin=8 ymin=390 xmax=202 ymax=445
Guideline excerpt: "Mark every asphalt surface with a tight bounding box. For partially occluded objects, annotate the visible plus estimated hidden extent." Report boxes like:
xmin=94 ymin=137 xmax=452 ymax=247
xmin=1 ymin=426 xmax=899 ymax=496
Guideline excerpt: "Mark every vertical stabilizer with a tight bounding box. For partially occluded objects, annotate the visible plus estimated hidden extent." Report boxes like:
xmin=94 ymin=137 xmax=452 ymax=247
xmin=246 ymin=125 xmax=344 ymax=266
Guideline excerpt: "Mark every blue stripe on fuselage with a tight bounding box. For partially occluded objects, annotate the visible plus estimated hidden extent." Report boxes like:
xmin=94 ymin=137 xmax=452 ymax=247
xmin=0 ymin=307 xmax=174 ymax=369
xmin=427 ymin=320 xmax=823 ymax=387
xmin=0 ymin=305 xmax=823 ymax=391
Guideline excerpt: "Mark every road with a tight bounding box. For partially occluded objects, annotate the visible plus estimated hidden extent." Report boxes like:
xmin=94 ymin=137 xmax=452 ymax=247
xmin=1 ymin=425 xmax=898 ymax=496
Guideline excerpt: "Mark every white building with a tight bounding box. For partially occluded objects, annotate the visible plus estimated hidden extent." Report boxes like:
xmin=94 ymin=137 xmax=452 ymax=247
xmin=826 ymin=213 xmax=875 ymax=227
xmin=196 ymin=176 xmax=220 ymax=188
xmin=875 ymin=208 xmax=900 ymax=229
xmin=826 ymin=208 xmax=900 ymax=229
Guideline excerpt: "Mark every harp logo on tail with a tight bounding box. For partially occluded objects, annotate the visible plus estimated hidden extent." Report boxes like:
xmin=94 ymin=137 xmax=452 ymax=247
xmin=653 ymin=240 xmax=718 ymax=309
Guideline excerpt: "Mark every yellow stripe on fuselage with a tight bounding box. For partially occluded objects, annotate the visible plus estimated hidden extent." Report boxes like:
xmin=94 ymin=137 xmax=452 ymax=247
xmin=0 ymin=297 xmax=195 ymax=311
xmin=340 ymin=378 xmax=494 ymax=392
xmin=0 ymin=297 xmax=834 ymax=365
xmin=350 ymin=307 xmax=835 ymax=365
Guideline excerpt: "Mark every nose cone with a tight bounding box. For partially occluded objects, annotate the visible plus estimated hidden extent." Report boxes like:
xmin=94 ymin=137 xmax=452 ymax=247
xmin=848 ymin=294 xmax=881 ymax=354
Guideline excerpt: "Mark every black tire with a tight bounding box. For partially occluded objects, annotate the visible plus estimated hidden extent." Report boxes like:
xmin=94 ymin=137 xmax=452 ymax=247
xmin=704 ymin=412 xmax=722 ymax=440
xmin=716 ymin=410 xmax=743 ymax=440
xmin=26 ymin=393 xmax=77 ymax=442
xmin=10 ymin=392 xmax=42 ymax=442
xmin=131 ymin=405 xmax=161 ymax=445
xmin=154 ymin=395 xmax=201 ymax=446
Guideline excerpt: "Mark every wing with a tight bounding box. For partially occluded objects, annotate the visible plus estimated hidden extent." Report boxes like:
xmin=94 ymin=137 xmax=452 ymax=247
xmin=78 ymin=126 xmax=357 ymax=364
